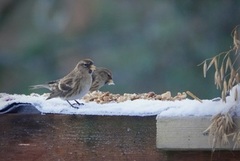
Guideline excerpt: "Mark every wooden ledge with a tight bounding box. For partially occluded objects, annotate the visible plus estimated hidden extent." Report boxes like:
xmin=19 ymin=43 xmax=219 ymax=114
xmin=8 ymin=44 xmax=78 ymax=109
xmin=2 ymin=114 xmax=240 ymax=161
xmin=0 ymin=114 xmax=163 ymax=161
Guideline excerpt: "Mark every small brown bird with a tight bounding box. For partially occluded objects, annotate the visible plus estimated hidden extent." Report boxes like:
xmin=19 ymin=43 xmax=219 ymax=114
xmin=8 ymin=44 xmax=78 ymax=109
xmin=90 ymin=67 xmax=114 ymax=92
xmin=31 ymin=59 xmax=96 ymax=108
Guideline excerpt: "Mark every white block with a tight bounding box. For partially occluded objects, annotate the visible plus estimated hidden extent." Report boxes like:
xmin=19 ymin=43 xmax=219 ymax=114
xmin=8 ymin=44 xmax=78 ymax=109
xmin=156 ymin=116 xmax=240 ymax=150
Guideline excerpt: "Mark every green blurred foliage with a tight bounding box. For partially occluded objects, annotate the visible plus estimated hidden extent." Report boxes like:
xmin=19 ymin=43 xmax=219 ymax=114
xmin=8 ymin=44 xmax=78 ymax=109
xmin=0 ymin=0 xmax=239 ymax=99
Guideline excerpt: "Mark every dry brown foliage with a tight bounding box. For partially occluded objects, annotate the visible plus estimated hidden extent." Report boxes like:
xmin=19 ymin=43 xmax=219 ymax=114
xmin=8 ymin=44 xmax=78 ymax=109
xmin=203 ymin=113 xmax=235 ymax=152
xmin=202 ymin=25 xmax=240 ymax=152
xmin=199 ymin=25 xmax=240 ymax=102
xmin=232 ymin=130 xmax=240 ymax=149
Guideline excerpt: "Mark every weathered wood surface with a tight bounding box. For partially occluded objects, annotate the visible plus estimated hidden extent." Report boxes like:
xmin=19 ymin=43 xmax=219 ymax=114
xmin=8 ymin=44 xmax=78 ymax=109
xmin=0 ymin=115 xmax=164 ymax=161
xmin=1 ymin=114 xmax=240 ymax=161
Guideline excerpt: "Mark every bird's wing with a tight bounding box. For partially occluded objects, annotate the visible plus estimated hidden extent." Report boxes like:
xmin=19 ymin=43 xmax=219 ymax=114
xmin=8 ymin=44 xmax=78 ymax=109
xmin=90 ymin=79 xmax=101 ymax=92
xmin=58 ymin=78 xmax=73 ymax=91
xmin=58 ymin=72 xmax=83 ymax=91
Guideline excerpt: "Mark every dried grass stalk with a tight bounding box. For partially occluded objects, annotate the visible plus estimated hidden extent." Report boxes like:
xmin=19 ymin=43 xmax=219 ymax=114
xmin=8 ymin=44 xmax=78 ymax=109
xmin=203 ymin=113 xmax=235 ymax=152
xmin=236 ymin=73 xmax=240 ymax=84
xmin=214 ymin=71 xmax=221 ymax=90
xmin=214 ymin=57 xmax=218 ymax=71
xmin=232 ymin=131 xmax=240 ymax=150
xmin=220 ymin=64 xmax=224 ymax=81
xmin=223 ymin=79 xmax=227 ymax=95
xmin=207 ymin=57 xmax=216 ymax=71
xmin=201 ymin=25 xmax=240 ymax=152
xmin=186 ymin=91 xmax=202 ymax=103
xmin=233 ymin=25 xmax=240 ymax=50
xmin=228 ymin=77 xmax=233 ymax=90
xmin=200 ymin=25 xmax=240 ymax=101
xmin=203 ymin=60 xmax=207 ymax=78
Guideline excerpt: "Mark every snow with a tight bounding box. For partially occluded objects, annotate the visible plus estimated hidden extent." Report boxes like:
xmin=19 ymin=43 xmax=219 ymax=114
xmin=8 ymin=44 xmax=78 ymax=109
xmin=1 ymin=85 xmax=240 ymax=117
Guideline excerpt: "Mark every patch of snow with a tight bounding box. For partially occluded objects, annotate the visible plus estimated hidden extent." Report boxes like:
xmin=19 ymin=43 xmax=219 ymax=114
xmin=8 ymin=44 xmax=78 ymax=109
xmin=0 ymin=85 xmax=240 ymax=116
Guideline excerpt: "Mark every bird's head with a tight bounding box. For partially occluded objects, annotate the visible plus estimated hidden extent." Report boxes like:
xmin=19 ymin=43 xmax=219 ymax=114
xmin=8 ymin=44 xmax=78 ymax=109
xmin=77 ymin=59 xmax=96 ymax=74
xmin=97 ymin=67 xmax=115 ymax=85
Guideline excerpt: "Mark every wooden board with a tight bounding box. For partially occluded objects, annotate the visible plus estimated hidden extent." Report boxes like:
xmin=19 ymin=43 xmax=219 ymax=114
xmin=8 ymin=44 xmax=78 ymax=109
xmin=0 ymin=114 xmax=164 ymax=161
xmin=1 ymin=114 xmax=240 ymax=161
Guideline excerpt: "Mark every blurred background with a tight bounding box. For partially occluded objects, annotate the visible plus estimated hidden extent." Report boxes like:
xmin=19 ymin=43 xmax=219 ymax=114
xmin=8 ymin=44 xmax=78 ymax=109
xmin=0 ymin=0 xmax=239 ymax=99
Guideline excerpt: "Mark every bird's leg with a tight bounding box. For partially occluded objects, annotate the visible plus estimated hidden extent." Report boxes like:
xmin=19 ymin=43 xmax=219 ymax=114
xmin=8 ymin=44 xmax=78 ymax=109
xmin=74 ymin=100 xmax=84 ymax=105
xmin=66 ymin=100 xmax=79 ymax=109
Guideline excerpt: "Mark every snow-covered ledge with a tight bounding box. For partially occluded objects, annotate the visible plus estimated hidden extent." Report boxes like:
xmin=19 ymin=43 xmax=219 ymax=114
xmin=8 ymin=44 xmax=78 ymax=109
xmin=1 ymin=86 xmax=240 ymax=151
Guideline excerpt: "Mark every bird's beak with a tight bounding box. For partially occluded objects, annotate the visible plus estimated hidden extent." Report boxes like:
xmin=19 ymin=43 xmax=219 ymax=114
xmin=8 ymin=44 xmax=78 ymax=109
xmin=90 ymin=65 xmax=96 ymax=71
xmin=107 ymin=79 xmax=115 ymax=85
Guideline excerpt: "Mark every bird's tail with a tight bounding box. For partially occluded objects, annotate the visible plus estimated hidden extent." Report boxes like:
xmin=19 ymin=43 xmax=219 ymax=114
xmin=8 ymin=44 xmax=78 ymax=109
xmin=30 ymin=84 xmax=51 ymax=90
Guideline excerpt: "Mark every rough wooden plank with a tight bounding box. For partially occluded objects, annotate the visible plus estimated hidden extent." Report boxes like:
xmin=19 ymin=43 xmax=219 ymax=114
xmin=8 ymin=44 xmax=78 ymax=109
xmin=0 ymin=114 xmax=164 ymax=161
xmin=157 ymin=116 xmax=240 ymax=150
xmin=1 ymin=114 xmax=240 ymax=161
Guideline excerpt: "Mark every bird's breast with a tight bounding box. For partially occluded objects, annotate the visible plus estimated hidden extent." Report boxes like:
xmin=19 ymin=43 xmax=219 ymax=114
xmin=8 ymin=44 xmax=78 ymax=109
xmin=65 ymin=78 xmax=92 ymax=100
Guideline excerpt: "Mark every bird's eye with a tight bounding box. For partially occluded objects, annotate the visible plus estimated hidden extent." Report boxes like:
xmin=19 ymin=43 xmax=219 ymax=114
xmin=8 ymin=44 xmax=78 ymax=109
xmin=83 ymin=63 xmax=89 ymax=68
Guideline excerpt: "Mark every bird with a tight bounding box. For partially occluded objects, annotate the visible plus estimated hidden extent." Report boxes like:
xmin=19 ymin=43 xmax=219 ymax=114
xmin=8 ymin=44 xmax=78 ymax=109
xmin=30 ymin=59 xmax=96 ymax=108
xmin=89 ymin=67 xmax=115 ymax=92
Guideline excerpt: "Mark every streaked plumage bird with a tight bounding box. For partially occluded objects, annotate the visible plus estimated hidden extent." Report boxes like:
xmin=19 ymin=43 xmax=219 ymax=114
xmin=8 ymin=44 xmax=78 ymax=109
xmin=90 ymin=67 xmax=114 ymax=92
xmin=31 ymin=59 xmax=96 ymax=108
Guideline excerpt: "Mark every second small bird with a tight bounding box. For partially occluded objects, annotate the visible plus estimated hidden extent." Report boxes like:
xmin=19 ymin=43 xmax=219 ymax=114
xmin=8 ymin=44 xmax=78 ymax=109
xmin=90 ymin=67 xmax=115 ymax=92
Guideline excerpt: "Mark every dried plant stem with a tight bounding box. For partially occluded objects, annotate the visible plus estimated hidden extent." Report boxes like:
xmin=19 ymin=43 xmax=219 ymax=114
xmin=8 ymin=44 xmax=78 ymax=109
xmin=203 ymin=113 xmax=235 ymax=152
xmin=201 ymin=25 xmax=240 ymax=152
xmin=200 ymin=25 xmax=240 ymax=101
xmin=186 ymin=91 xmax=202 ymax=103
